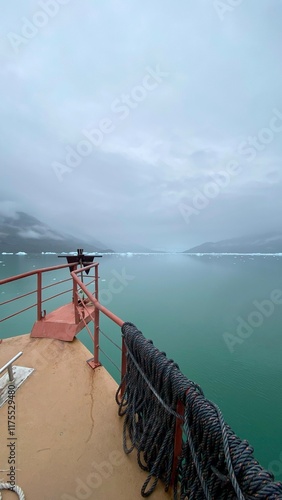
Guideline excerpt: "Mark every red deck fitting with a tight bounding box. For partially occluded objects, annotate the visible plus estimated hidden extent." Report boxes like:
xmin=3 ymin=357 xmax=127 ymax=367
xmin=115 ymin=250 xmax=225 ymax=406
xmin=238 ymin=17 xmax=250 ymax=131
xmin=30 ymin=302 xmax=95 ymax=341
xmin=87 ymin=357 xmax=102 ymax=369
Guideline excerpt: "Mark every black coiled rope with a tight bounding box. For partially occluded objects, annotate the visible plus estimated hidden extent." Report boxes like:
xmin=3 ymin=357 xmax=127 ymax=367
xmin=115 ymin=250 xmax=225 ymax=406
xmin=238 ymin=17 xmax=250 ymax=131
xmin=115 ymin=322 xmax=282 ymax=499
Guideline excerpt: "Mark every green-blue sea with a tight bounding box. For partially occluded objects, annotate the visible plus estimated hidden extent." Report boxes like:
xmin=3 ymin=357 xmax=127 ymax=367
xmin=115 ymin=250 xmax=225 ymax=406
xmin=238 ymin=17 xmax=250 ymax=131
xmin=1 ymin=252 xmax=282 ymax=480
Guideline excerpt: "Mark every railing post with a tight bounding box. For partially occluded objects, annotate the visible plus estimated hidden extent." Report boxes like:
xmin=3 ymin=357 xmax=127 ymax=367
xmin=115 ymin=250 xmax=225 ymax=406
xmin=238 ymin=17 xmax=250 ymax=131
xmin=86 ymin=302 xmax=100 ymax=369
xmin=86 ymin=263 xmax=101 ymax=369
xmin=94 ymin=307 xmax=100 ymax=365
xmin=37 ymin=272 xmax=42 ymax=321
xmin=94 ymin=263 xmax=99 ymax=299
xmin=73 ymin=265 xmax=79 ymax=324
xmin=94 ymin=263 xmax=100 ymax=365
xmin=171 ymin=398 xmax=185 ymax=488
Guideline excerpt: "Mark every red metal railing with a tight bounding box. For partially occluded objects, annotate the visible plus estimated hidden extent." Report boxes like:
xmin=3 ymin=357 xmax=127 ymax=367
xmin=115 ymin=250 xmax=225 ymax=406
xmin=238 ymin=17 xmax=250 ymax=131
xmin=71 ymin=263 xmax=124 ymax=371
xmin=0 ymin=261 xmax=125 ymax=380
xmin=0 ymin=262 xmax=78 ymax=323
xmin=0 ymin=261 xmax=182 ymax=486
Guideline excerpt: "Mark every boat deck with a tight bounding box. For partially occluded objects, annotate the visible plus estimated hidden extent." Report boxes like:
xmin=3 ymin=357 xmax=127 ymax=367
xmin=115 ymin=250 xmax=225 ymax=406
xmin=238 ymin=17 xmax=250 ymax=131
xmin=0 ymin=334 xmax=172 ymax=499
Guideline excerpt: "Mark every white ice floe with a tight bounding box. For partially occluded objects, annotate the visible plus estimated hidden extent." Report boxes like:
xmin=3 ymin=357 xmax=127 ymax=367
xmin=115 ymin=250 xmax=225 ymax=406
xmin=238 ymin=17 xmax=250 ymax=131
xmin=187 ymin=252 xmax=282 ymax=257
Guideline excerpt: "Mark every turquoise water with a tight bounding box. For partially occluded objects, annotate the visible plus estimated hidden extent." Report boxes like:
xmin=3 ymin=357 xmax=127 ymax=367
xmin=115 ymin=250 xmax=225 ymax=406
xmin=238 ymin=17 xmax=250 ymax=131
xmin=1 ymin=253 xmax=282 ymax=479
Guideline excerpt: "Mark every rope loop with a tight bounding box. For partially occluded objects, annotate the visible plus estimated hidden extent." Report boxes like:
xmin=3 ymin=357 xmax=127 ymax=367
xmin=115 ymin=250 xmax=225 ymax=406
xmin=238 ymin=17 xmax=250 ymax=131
xmin=0 ymin=483 xmax=25 ymax=500
xmin=116 ymin=322 xmax=282 ymax=499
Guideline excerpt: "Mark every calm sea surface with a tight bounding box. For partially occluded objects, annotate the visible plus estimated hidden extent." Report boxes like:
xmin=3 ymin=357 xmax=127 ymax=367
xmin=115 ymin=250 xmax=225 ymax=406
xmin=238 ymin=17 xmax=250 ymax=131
xmin=1 ymin=253 xmax=282 ymax=479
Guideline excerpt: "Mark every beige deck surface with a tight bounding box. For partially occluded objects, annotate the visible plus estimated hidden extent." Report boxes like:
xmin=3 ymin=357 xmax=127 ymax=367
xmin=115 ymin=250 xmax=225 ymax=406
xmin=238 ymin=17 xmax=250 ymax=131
xmin=0 ymin=335 xmax=173 ymax=500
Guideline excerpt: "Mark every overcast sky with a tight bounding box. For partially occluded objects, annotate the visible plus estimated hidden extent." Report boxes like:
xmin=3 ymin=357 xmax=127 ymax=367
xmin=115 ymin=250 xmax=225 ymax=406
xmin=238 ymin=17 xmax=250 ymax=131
xmin=1 ymin=0 xmax=281 ymax=251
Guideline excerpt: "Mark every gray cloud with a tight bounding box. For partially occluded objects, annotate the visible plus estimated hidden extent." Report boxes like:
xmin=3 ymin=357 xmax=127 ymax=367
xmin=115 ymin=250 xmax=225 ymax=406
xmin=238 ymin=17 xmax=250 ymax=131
xmin=0 ymin=0 xmax=282 ymax=251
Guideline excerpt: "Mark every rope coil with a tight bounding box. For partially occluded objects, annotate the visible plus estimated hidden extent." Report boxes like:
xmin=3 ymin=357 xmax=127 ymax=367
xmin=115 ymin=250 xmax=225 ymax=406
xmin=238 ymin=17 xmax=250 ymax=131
xmin=116 ymin=322 xmax=282 ymax=499
xmin=0 ymin=483 xmax=25 ymax=500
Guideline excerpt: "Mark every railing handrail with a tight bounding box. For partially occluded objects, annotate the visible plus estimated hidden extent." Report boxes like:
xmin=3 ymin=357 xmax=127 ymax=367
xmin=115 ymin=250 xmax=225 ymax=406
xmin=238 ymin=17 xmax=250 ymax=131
xmin=1 ymin=260 xmax=124 ymax=373
xmin=0 ymin=351 xmax=23 ymax=382
xmin=0 ymin=260 xmax=123 ymax=326
xmin=71 ymin=265 xmax=124 ymax=327
xmin=0 ymin=262 xmax=79 ymax=323
xmin=71 ymin=263 xmax=124 ymax=373
xmin=0 ymin=262 xmax=78 ymax=285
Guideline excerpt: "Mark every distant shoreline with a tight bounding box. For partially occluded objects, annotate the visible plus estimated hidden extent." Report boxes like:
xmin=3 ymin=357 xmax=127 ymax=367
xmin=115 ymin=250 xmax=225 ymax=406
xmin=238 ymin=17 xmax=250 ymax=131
xmin=2 ymin=251 xmax=282 ymax=257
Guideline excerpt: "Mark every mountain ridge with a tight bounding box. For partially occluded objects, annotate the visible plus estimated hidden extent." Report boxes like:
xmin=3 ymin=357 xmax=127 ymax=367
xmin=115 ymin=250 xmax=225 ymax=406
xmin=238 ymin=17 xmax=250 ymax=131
xmin=0 ymin=212 xmax=113 ymax=253
xmin=185 ymin=232 xmax=282 ymax=254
